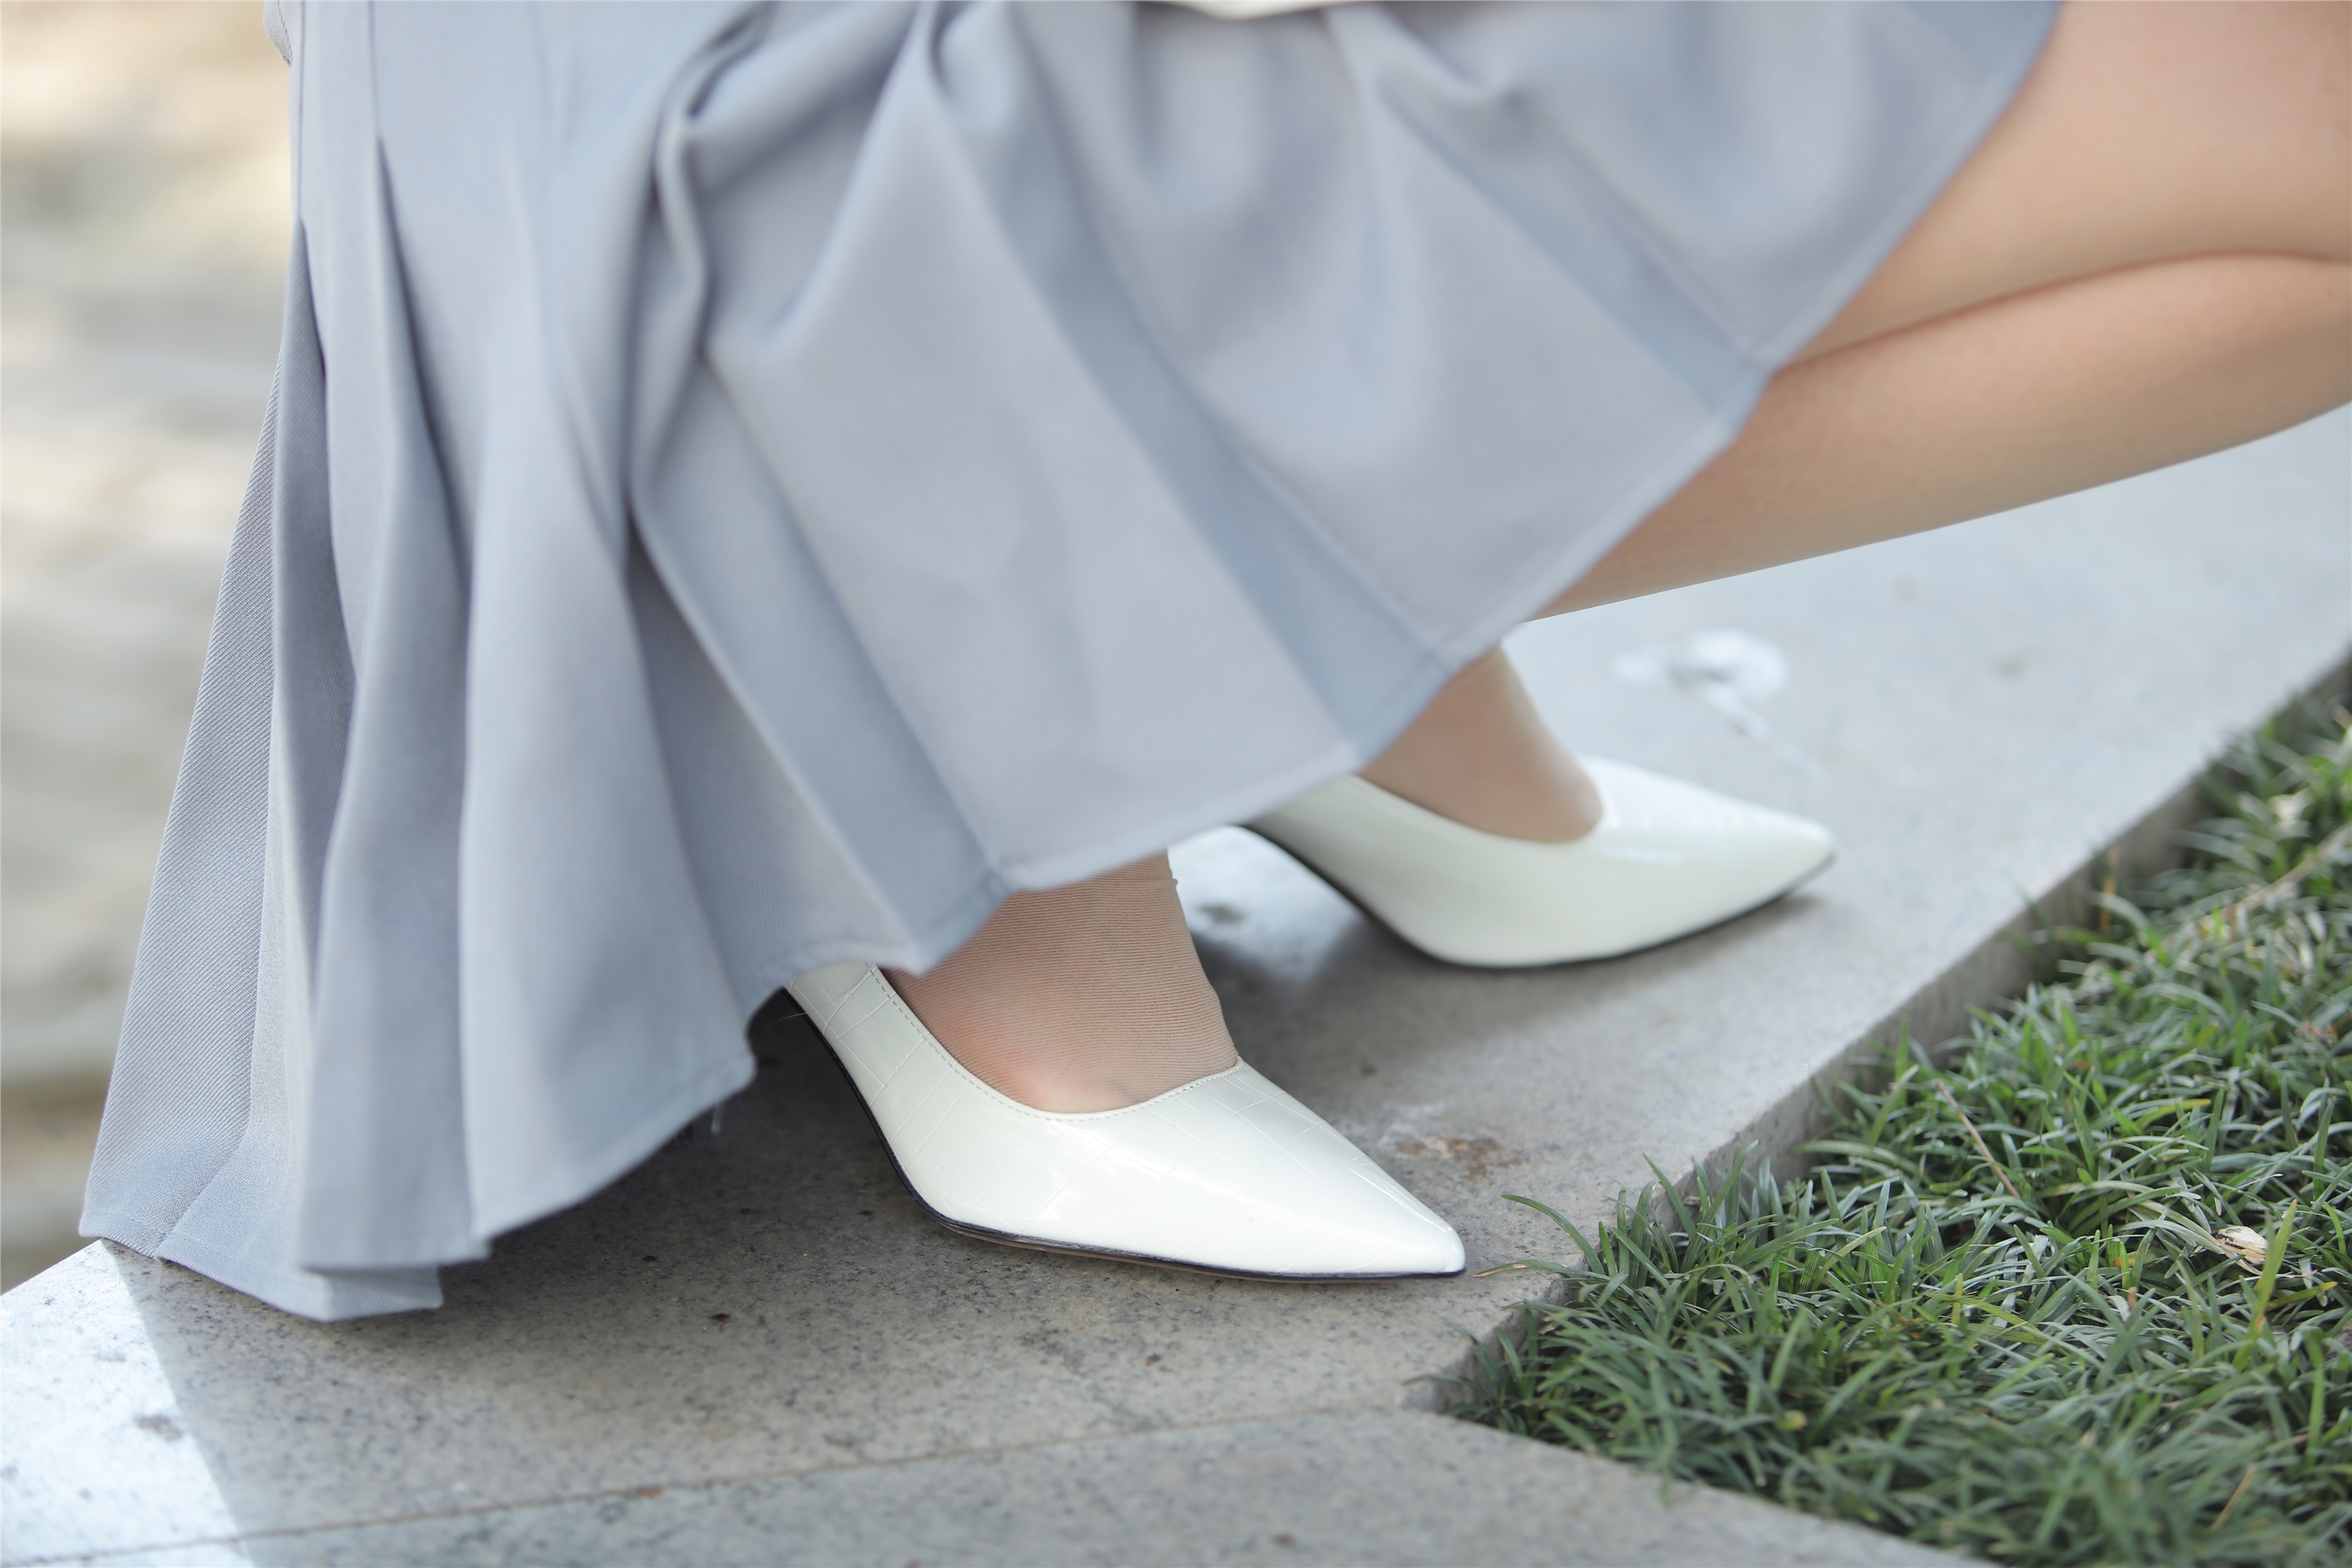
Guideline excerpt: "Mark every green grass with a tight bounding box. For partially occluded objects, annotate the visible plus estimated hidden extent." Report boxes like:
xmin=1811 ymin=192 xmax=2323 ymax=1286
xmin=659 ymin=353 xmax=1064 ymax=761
xmin=1460 ymin=710 xmax=2352 ymax=1566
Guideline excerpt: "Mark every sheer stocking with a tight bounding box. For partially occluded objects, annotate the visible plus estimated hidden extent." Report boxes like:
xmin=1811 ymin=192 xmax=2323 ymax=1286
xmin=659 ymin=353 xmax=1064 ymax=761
xmin=887 ymin=856 xmax=1239 ymax=1112
xmin=1360 ymin=649 xmax=1602 ymax=843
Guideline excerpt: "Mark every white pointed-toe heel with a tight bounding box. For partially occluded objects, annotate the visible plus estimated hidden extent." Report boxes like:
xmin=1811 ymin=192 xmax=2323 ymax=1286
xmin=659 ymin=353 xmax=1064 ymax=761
xmin=1246 ymin=759 xmax=1835 ymax=968
xmin=785 ymin=964 xmax=1465 ymax=1279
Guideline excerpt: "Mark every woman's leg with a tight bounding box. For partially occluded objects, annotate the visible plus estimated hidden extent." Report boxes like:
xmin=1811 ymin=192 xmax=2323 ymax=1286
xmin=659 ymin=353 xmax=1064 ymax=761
xmin=1370 ymin=252 xmax=2347 ymax=834
xmin=1377 ymin=0 xmax=2350 ymax=829
xmin=904 ymin=2 xmax=2350 ymax=1108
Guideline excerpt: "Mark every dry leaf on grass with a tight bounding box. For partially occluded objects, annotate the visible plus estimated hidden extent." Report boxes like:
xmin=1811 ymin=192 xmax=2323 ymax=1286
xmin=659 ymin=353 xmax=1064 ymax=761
xmin=2213 ymin=1225 xmax=2268 ymax=1272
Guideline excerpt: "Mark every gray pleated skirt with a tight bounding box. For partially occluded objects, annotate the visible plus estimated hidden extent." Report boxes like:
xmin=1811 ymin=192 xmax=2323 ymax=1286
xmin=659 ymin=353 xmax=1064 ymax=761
xmin=82 ymin=0 xmax=2056 ymax=1319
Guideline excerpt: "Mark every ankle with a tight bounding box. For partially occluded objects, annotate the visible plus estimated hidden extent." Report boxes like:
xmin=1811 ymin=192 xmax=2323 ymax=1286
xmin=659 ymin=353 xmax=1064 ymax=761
xmin=1362 ymin=649 xmax=1602 ymax=842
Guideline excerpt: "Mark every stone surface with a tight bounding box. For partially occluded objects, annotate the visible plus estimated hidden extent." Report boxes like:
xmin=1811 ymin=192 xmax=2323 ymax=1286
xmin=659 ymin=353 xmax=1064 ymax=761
xmin=0 ymin=1244 xmax=242 ymax=1564
xmin=2 ymin=411 xmax=2344 ymax=1565
xmin=232 ymin=1411 xmax=1957 ymax=1568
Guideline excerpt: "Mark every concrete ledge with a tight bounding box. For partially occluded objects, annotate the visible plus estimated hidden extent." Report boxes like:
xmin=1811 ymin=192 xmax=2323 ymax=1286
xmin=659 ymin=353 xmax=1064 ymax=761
xmin=201 ymin=1412 xmax=1958 ymax=1568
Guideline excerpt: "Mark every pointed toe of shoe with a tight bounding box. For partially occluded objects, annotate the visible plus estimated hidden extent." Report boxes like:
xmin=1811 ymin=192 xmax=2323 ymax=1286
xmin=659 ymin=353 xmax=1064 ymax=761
xmin=1736 ymin=809 xmax=1836 ymax=902
xmin=786 ymin=965 xmax=1465 ymax=1279
xmin=1584 ymin=759 xmax=1835 ymax=938
xmin=1105 ymin=1065 xmax=1466 ymax=1278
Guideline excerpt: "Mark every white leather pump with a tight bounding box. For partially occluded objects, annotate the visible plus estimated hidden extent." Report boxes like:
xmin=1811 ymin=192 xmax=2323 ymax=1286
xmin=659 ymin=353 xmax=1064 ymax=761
xmin=786 ymin=963 xmax=1465 ymax=1279
xmin=1247 ymin=760 xmax=1835 ymax=968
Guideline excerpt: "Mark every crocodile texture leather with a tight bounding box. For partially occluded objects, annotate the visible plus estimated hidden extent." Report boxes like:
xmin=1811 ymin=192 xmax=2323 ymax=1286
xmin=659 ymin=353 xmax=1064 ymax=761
xmin=786 ymin=964 xmax=1465 ymax=1279
xmin=1248 ymin=760 xmax=1835 ymax=968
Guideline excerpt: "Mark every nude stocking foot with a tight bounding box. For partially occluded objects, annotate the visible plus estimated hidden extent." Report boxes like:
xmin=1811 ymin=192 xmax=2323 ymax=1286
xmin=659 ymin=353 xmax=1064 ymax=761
xmin=885 ymin=855 xmax=1239 ymax=1112
xmin=1360 ymin=648 xmax=1602 ymax=843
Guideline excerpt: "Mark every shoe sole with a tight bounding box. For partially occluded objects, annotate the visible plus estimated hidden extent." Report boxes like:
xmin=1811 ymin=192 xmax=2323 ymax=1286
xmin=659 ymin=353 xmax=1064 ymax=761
xmin=1241 ymin=828 xmax=1837 ymax=969
xmin=803 ymin=1024 xmax=1465 ymax=1283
